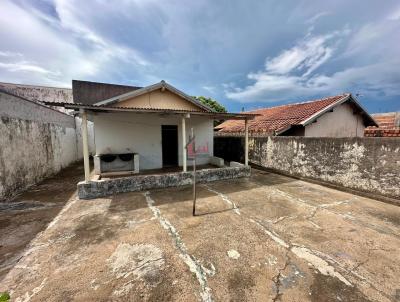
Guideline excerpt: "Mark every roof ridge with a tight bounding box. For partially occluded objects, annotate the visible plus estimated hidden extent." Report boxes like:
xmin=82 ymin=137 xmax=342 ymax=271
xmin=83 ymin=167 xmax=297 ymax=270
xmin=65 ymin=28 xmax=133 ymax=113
xmin=247 ymin=93 xmax=350 ymax=113
xmin=0 ymin=81 xmax=72 ymax=90
xmin=371 ymin=112 xmax=398 ymax=116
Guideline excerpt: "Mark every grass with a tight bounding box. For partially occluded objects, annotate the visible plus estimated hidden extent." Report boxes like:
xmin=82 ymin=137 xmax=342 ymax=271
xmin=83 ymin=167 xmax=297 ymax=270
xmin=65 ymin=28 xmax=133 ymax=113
xmin=0 ymin=292 xmax=10 ymax=302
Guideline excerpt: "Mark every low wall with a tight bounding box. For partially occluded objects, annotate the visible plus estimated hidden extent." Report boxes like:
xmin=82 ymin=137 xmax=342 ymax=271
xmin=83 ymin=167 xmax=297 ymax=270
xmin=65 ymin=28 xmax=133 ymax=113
xmin=0 ymin=91 xmax=94 ymax=200
xmin=215 ymin=136 xmax=400 ymax=201
xmin=78 ymin=166 xmax=251 ymax=199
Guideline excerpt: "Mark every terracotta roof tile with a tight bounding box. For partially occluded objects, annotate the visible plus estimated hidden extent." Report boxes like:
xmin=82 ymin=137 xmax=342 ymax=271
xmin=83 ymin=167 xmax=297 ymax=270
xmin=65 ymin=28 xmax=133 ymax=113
xmin=368 ymin=112 xmax=399 ymax=129
xmin=217 ymin=94 xmax=349 ymax=134
xmin=364 ymin=112 xmax=400 ymax=137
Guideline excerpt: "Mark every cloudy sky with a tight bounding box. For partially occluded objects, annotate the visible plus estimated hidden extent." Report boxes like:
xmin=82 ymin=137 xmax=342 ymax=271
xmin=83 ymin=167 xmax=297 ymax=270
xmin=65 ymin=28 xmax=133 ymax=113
xmin=1 ymin=0 xmax=399 ymax=113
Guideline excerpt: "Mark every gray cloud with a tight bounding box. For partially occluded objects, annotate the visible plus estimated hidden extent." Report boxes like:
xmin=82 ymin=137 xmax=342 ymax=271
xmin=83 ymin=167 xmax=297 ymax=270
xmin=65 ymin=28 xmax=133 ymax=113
xmin=0 ymin=0 xmax=399 ymax=112
xmin=226 ymin=11 xmax=400 ymax=103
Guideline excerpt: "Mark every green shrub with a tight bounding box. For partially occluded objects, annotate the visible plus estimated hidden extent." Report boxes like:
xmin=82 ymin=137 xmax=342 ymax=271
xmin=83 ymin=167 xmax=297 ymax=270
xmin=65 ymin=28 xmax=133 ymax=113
xmin=0 ymin=292 xmax=10 ymax=302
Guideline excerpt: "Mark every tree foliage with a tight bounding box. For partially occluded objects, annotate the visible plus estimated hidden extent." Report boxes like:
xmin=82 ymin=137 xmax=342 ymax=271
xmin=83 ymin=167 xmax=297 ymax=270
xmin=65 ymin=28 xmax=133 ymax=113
xmin=194 ymin=96 xmax=227 ymax=113
xmin=194 ymin=96 xmax=227 ymax=126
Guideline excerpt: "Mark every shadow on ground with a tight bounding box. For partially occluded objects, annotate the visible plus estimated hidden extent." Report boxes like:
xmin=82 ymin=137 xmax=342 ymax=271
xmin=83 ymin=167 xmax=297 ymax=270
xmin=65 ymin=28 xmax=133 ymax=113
xmin=0 ymin=161 xmax=86 ymax=281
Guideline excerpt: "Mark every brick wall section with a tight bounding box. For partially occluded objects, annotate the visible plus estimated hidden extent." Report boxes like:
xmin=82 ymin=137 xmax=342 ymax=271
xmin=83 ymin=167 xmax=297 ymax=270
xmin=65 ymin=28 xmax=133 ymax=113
xmin=364 ymin=129 xmax=400 ymax=137
xmin=215 ymin=136 xmax=400 ymax=200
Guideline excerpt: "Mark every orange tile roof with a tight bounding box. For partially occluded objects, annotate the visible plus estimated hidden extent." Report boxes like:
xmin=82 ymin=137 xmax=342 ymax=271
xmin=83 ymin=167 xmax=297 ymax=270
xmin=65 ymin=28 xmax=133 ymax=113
xmin=216 ymin=94 xmax=349 ymax=134
xmin=365 ymin=112 xmax=400 ymax=137
xmin=369 ymin=113 xmax=399 ymax=129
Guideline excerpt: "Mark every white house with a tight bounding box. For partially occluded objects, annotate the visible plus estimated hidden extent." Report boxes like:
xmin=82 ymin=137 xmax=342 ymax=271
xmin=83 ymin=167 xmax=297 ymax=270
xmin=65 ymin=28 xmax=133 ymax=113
xmin=216 ymin=93 xmax=377 ymax=137
xmin=49 ymin=80 xmax=255 ymax=182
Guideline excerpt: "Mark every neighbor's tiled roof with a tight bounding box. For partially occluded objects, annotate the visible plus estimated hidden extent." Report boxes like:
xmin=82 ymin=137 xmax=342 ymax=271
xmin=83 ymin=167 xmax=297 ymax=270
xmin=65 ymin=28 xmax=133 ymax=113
xmin=0 ymin=82 xmax=72 ymax=104
xmin=370 ymin=112 xmax=399 ymax=129
xmin=364 ymin=112 xmax=400 ymax=137
xmin=216 ymin=94 xmax=349 ymax=135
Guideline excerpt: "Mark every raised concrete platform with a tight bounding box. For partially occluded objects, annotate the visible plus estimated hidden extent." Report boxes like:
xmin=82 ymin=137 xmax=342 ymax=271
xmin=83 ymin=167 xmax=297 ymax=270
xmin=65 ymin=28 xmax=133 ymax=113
xmin=78 ymin=166 xmax=251 ymax=199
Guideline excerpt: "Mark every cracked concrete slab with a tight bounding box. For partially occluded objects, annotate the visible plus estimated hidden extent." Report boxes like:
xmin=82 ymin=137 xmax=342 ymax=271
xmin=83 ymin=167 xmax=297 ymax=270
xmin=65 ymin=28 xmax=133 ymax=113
xmin=0 ymin=167 xmax=399 ymax=301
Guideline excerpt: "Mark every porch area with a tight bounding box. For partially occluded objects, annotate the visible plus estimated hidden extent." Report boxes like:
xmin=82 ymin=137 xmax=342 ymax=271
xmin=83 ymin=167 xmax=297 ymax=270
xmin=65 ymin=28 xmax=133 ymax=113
xmin=71 ymin=104 xmax=257 ymax=199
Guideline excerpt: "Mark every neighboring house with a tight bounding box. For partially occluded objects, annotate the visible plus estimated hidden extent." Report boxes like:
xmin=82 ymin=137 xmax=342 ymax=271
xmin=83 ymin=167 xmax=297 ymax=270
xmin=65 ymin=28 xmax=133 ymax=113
xmin=0 ymin=81 xmax=96 ymax=154
xmin=0 ymin=82 xmax=73 ymax=114
xmin=49 ymin=80 xmax=255 ymax=180
xmin=365 ymin=112 xmax=400 ymax=137
xmin=216 ymin=93 xmax=377 ymax=137
xmin=72 ymin=79 xmax=141 ymax=105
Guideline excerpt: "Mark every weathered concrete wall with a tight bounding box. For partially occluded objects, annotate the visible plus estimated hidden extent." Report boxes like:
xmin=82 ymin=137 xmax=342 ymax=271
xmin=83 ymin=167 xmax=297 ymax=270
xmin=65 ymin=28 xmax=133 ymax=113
xmin=78 ymin=166 xmax=251 ymax=199
xmin=215 ymin=136 xmax=400 ymax=200
xmin=250 ymin=137 xmax=400 ymax=200
xmin=0 ymin=91 xmax=93 ymax=200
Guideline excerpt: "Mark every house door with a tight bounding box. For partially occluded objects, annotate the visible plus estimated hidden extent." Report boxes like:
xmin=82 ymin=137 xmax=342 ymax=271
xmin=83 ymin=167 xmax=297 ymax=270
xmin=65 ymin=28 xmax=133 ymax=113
xmin=161 ymin=125 xmax=178 ymax=167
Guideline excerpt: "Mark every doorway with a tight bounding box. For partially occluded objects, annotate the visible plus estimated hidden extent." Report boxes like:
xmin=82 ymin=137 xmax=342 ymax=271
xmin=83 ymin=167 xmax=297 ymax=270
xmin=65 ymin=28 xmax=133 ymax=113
xmin=161 ymin=125 xmax=178 ymax=167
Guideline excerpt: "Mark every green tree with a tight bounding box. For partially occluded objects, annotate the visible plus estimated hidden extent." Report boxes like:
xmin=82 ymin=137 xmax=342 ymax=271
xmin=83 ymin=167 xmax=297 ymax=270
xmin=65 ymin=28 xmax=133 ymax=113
xmin=194 ymin=96 xmax=227 ymax=127
xmin=194 ymin=96 xmax=227 ymax=113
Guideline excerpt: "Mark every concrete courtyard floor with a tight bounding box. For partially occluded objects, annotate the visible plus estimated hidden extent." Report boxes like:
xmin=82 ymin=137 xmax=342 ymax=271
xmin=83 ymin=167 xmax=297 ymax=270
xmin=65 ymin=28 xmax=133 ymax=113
xmin=1 ymin=166 xmax=400 ymax=302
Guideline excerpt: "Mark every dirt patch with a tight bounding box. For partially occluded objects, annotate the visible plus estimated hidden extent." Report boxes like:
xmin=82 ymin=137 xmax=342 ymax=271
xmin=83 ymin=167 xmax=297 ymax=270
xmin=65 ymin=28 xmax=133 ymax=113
xmin=228 ymin=270 xmax=256 ymax=302
xmin=299 ymin=227 xmax=331 ymax=243
xmin=310 ymin=272 xmax=372 ymax=302
xmin=366 ymin=209 xmax=400 ymax=226
xmin=107 ymin=243 xmax=164 ymax=282
xmin=0 ymin=218 xmax=10 ymax=229
xmin=65 ymin=214 xmax=118 ymax=253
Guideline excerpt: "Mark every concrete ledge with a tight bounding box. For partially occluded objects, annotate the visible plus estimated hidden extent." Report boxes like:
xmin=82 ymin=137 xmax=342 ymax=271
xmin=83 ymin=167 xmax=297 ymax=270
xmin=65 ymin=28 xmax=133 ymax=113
xmin=78 ymin=166 xmax=251 ymax=199
xmin=230 ymin=161 xmax=244 ymax=167
xmin=210 ymin=156 xmax=225 ymax=167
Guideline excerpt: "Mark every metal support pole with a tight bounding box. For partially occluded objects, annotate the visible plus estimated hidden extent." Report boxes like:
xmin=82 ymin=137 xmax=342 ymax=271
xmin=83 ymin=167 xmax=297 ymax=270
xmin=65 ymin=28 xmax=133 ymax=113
xmin=245 ymin=118 xmax=249 ymax=166
xmin=185 ymin=128 xmax=197 ymax=216
xmin=192 ymin=155 xmax=196 ymax=216
xmin=181 ymin=116 xmax=187 ymax=172
xmin=81 ymin=109 xmax=90 ymax=182
xmin=191 ymin=128 xmax=196 ymax=216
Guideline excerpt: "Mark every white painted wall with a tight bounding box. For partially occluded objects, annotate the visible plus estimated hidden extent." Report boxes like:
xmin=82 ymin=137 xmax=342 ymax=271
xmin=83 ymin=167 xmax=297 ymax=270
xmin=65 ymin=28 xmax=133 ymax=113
xmin=93 ymin=112 xmax=214 ymax=170
xmin=305 ymin=103 xmax=365 ymax=137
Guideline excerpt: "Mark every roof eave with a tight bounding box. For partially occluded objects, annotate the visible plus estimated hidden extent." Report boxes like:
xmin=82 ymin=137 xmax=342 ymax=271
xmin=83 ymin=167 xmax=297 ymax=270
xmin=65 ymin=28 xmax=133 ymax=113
xmin=274 ymin=125 xmax=293 ymax=136
xmin=299 ymin=94 xmax=378 ymax=127
xmin=43 ymin=102 xmax=258 ymax=120
xmin=299 ymin=94 xmax=350 ymax=127
xmin=348 ymin=95 xmax=379 ymax=127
